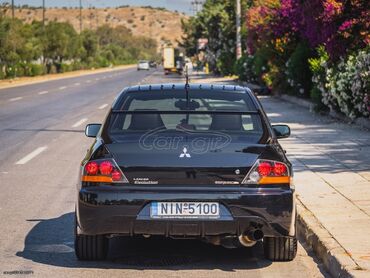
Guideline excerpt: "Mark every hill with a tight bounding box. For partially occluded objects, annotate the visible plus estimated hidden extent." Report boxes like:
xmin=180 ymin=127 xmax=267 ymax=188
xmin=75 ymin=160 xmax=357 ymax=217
xmin=6 ymin=6 xmax=188 ymax=49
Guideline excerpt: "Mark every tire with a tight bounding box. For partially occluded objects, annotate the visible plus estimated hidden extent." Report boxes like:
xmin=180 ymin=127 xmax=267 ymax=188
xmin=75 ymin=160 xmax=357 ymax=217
xmin=74 ymin=222 xmax=108 ymax=260
xmin=263 ymin=236 xmax=297 ymax=261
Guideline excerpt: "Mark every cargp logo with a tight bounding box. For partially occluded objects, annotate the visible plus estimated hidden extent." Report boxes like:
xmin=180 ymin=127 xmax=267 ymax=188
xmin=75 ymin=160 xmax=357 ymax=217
xmin=139 ymin=126 xmax=232 ymax=155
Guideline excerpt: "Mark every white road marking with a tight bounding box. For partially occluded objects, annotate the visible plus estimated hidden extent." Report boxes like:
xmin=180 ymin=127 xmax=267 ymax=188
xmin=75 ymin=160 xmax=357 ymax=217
xmin=72 ymin=118 xmax=88 ymax=128
xmin=59 ymin=86 xmax=66 ymax=90
xmin=15 ymin=146 xmax=48 ymax=165
xmin=9 ymin=97 xmax=23 ymax=102
xmin=95 ymin=78 xmax=100 ymax=81
xmin=38 ymin=91 xmax=49 ymax=95
xmin=74 ymin=83 xmax=80 ymax=86
xmin=86 ymin=80 xmax=91 ymax=83
xmin=99 ymin=104 xmax=108 ymax=110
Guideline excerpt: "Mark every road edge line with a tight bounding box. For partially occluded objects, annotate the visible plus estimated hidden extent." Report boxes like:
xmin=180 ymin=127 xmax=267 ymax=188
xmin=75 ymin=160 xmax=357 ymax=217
xmin=297 ymin=199 xmax=361 ymax=278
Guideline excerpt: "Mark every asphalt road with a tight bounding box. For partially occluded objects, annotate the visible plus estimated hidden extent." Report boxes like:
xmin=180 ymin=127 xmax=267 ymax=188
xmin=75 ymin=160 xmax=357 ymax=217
xmin=0 ymin=68 xmax=328 ymax=277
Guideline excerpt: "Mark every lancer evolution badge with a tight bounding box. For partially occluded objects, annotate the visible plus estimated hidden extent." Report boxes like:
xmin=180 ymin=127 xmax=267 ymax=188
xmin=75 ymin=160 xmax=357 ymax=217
xmin=179 ymin=147 xmax=191 ymax=158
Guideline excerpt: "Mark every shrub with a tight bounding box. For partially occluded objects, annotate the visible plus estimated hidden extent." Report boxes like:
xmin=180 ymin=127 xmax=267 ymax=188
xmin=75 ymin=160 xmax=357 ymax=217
xmin=29 ymin=64 xmax=45 ymax=76
xmin=234 ymin=55 xmax=258 ymax=83
xmin=252 ymin=49 xmax=269 ymax=85
xmin=315 ymin=48 xmax=370 ymax=119
xmin=309 ymin=46 xmax=329 ymax=109
xmin=285 ymin=42 xmax=313 ymax=97
xmin=72 ymin=61 xmax=83 ymax=71
xmin=60 ymin=63 xmax=73 ymax=73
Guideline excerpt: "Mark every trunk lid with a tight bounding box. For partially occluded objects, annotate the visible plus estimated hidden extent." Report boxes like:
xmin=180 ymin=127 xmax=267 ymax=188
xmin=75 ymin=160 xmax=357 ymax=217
xmin=106 ymin=133 xmax=267 ymax=186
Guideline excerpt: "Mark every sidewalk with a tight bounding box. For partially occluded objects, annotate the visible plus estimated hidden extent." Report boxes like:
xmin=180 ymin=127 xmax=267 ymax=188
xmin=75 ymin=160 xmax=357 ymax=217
xmin=193 ymin=74 xmax=370 ymax=277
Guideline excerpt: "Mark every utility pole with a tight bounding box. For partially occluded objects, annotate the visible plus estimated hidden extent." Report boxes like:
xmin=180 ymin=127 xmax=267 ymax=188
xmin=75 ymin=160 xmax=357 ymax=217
xmin=236 ymin=0 xmax=242 ymax=60
xmin=89 ymin=4 xmax=92 ymax=29
xmin=42 ymin=0 xmax=45 ymax=27
xmin=11 ymin=0 xmax=14 ymax=19
xmin=95 ymin=8 xmax=98 ymax=29
xmin=79 ymin=0 xmax=82 ymax=32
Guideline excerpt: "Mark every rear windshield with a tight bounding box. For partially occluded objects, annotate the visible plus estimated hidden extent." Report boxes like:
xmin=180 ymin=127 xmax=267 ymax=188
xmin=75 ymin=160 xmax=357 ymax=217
xmin=108 ymin=90 xmax=264 ymax=142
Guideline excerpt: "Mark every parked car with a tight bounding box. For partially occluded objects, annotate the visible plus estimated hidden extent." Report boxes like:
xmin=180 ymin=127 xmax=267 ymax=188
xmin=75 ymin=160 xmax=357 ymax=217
xmin=137 ymin=60 xmax=150 ymax=71
xmin=75 ymin=83 xmax=296 ymax=262
xmin=149 ymin=61 xmax=157 ymax=68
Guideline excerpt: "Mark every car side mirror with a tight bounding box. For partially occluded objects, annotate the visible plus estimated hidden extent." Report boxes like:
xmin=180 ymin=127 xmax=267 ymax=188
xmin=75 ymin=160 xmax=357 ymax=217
xmin=272 ymin=124 xmax=290 ymax=139
xmin=85 ymin=124 xmax=101 ymax=138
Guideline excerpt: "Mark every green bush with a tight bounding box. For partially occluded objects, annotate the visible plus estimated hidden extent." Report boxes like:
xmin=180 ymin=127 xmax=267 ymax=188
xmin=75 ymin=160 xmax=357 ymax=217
xmin=309 ymin=46 xmax=329 ymax=109
xmin=60 ymin=63 xmax=73 ymax=73
xmin=70 ymin=62 xmax=81 ymax=71
xmin=252 ymin=49 xmax=269 ymax=85
xmin=6 ymin=66 xmax=17 ymax=78
xmin=286 ymin=42 xmax=313 ymax=97
xmin=320 ymin=48 xmax=370 ymax=119
xmin=234 ymin=55 xmax=258 ymax=83
xmin=29 ymin=64 xmax=45 ymax=76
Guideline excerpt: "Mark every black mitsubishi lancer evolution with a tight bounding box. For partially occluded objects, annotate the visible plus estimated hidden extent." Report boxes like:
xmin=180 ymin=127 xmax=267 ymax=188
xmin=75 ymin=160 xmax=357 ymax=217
xmin=75 ymin=83 xmax=296 ymax=262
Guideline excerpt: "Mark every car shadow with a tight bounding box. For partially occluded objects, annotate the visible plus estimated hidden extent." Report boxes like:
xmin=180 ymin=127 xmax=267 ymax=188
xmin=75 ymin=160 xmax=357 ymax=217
xmin=17 ymin=212 xmax=272 ymax=271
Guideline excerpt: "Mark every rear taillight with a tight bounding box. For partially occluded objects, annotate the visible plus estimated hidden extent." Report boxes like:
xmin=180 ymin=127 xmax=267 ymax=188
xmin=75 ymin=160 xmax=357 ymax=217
xmin=99 ymin=161 xmax=113 ymax=175
xmin=85 ymin=162 xmax=99 ymax=175
xmin=82 ymin=159 xmax=128 ymax=184
xmin=242 ymin=159 xmax=290 ymax=185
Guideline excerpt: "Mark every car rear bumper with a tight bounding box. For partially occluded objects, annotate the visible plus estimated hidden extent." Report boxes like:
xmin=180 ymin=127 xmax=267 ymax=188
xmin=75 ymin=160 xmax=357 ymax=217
xmin=76 ymin=186 xmax=296 ymax=238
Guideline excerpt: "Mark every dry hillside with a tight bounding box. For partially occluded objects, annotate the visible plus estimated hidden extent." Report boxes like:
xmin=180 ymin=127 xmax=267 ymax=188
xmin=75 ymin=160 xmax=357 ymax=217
xmin=7 ymin=6 xmax=188 ymax=48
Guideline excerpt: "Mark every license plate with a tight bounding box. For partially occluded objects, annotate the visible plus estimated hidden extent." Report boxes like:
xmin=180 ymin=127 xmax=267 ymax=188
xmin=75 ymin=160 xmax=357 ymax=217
xmin=150 ymin=202 xmax=220 ymax=219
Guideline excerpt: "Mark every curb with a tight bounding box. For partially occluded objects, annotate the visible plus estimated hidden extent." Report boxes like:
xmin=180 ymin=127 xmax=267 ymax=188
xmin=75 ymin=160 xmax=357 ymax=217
xmin=296 ymin=199 xmax=362 ymax=278
xmin=279 ymin=94 xmax=315 ymax=112
xmin=276 ymin=94 xmax=370 ymax=131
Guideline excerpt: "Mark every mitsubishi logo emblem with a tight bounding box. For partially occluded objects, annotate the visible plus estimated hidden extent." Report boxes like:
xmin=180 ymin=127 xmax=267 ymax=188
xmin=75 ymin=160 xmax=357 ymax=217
xmin=179 ymin=147 xmax=191 ymax=158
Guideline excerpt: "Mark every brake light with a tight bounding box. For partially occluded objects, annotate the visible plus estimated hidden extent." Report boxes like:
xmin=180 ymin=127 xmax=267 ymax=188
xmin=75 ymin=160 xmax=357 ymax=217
xmin=258 ymin=162 xmax=272 ymax=176
xmin=273 ymin=162 xmax=287 ymax=176
xmin=82 ymin=159 xmax=128 ymax=184
xmin=111 ymin=170 xmax=122 ymax=181
xmin=85 ymin=161 xmax=99 ymax=175
xmin=242 ymin=159 xmax=290 ymax=185
xmin=99 ymin=161 xmax=113 ymax=175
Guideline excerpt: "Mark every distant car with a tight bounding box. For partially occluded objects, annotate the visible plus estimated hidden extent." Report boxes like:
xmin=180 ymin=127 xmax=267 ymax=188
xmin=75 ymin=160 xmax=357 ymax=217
xmin=75 ymin=83 xmax=297 ymax=262
xmin=137 ymin=60 xmax=150 ymax=71
xmin=149 ymin=61 xmax=157 ymax=68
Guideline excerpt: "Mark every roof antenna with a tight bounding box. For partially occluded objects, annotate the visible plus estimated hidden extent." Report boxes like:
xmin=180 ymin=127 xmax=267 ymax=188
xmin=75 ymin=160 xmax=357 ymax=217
xmin=185 ymin=65 xmax=190 ymax=109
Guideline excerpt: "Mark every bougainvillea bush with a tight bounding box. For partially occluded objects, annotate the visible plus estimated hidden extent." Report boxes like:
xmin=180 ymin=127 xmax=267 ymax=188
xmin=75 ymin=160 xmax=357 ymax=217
xmin=241 ymin=0 xmax=369 ymax=119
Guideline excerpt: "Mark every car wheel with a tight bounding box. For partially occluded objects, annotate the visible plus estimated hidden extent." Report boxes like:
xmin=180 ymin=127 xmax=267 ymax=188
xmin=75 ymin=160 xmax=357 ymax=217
xmin=263 ymin=236 xmax=297 ymax=261
xmin=74 ymin=221 xmax=108 ymax=260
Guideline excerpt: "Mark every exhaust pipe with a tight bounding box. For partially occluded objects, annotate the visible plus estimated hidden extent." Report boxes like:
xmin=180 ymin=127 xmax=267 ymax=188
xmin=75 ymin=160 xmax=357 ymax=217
xmin=239 ymin=229 xmax=264 ymax=247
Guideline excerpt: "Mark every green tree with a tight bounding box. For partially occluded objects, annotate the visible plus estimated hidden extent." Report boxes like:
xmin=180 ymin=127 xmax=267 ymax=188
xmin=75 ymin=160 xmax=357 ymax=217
xmin=42 ymin=21 xmax=79 ymax=73
xmin=181 ymin=0 xmax=249 ymax=75
xmin=80 ymin=29 xmax=98 ymax=64
xmin=0 ymin=18 xmax=26 ymax=77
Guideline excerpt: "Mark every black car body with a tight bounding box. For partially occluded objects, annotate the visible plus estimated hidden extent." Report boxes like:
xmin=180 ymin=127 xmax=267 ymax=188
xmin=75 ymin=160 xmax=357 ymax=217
xmin=75 ymin=83 xmax=296 ymax=261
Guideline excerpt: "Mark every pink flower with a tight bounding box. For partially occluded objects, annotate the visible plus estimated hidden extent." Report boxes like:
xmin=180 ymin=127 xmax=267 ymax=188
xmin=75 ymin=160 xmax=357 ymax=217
xmin=339 ymin=20 xmax=353 ymax=31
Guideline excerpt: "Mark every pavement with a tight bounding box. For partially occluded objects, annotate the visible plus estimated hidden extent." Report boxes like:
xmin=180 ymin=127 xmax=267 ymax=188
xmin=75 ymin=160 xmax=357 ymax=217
xmin=0 ymin=69 xmax=328 ymax=277
xmin=192 ymin=74 xmax=370 ymax=277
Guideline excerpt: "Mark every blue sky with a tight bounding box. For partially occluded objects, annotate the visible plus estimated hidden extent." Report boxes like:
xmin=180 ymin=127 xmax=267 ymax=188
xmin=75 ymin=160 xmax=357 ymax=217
xmin=1 ymin=0 xmax=195 ymax=14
